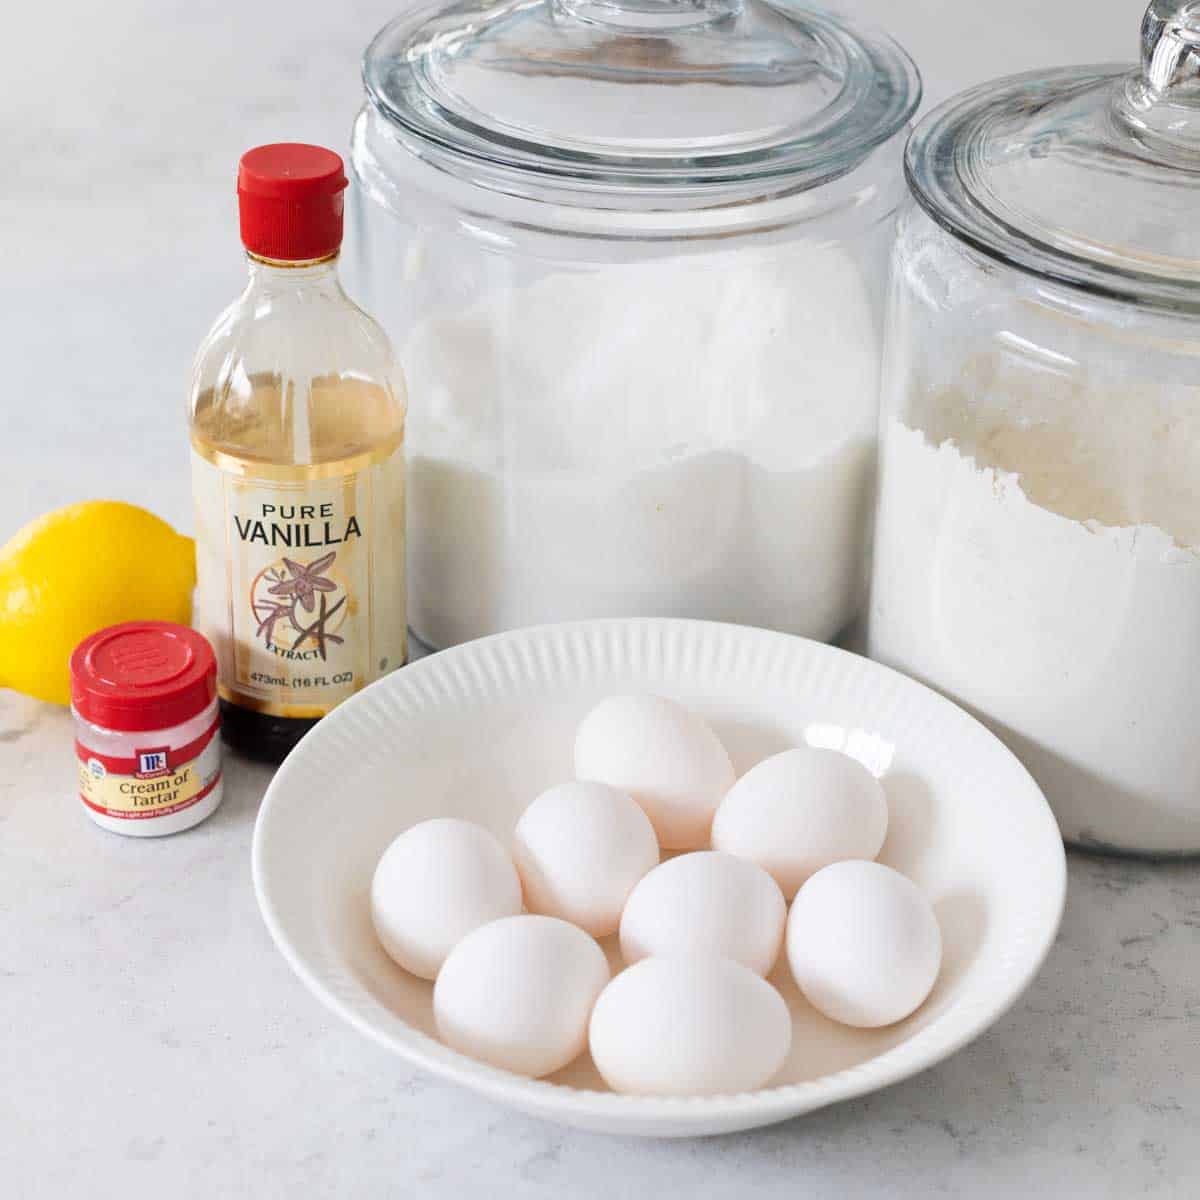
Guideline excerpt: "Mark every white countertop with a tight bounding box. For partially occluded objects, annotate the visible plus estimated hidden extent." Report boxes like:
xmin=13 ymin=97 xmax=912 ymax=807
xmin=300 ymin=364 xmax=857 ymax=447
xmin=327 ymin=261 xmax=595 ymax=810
xmin=5 ymin=1 xmax=1198 ymax=1196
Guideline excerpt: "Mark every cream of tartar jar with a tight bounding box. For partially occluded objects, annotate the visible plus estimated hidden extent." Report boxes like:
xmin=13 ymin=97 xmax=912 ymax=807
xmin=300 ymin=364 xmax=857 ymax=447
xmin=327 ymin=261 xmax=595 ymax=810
xmin=69 ymin=621 xmax=222 ymax=837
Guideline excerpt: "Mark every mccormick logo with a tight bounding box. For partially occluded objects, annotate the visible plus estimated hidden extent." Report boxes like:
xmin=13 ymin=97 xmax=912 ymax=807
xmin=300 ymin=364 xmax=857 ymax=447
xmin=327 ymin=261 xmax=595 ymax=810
xmin=135 ymin=749 xmax=171 ymax=779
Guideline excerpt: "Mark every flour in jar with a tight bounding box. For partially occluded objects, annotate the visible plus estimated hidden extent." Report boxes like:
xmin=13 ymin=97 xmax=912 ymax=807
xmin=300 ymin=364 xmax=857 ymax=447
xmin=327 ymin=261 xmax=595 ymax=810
xmin=401 ymin=246 xmax=882 ymax=648
xmin=869 ymin=400 xmax=1200 ymax=853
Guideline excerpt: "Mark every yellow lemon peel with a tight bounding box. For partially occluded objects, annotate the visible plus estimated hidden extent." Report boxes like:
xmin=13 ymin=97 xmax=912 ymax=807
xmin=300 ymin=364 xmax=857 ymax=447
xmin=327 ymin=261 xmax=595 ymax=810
xmin=0 ymin=501 xmax=196 ymax=705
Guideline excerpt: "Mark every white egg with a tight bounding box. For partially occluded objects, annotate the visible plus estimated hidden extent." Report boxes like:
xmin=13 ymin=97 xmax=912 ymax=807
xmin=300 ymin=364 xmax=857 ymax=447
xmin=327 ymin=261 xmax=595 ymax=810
xmin=434 ymin=915 xmax=609 ymax=1078
xmin=513 ymin=781 xmax=659 ymax=938
xmin=712 ymin=746 xmax=888 ymax=899
xmin=370 ymin=817 xmax=522 ymax=980
xmin=620 ymin=851 xmax=786 ymax=977
xmin=574 ymin=694 xmax=735 ymax=850
xmin=589 ymin=957 xmax=791 ymax=1096
xmin=786 ymin=860 xmax=942 ymax=1028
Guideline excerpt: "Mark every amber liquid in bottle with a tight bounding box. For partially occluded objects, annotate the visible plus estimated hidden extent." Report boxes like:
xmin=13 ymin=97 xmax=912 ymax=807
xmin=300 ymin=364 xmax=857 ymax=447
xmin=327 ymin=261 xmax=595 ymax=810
xmin=189 ymin=255 xmax=407 ymax=763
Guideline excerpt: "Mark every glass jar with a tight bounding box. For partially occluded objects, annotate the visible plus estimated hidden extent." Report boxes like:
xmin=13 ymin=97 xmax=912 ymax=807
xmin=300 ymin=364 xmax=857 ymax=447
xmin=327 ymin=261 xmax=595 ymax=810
xmin=348 ymin=0 xmax=919 ymax=650
xmin=868 ymin=0 xmax=1200 ymax=855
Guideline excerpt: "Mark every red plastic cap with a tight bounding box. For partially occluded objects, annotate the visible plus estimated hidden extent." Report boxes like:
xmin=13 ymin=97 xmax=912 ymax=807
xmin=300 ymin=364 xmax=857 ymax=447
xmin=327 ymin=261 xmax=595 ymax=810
xmin=70 ymin=622 xmax=218 ymax=732
xmin=237 ymin=143 xmax=348 ymax=261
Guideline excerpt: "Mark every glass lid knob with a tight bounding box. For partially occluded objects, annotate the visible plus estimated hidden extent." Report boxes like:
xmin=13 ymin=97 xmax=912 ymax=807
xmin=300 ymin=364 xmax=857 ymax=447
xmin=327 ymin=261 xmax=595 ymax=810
xmin=554 ymin=0 xmax=743 ymax=31
xmin=1140 ymin=0 xmax=1200 ymax=92
xmin=1120 ymin=0 xmax=1200 ymax=156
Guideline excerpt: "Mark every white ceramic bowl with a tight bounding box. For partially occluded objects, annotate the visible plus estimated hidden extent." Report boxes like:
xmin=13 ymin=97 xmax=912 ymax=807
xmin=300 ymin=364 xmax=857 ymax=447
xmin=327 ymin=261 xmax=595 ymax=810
xmin=252 ymin=619 xmax=1065 ymax=1137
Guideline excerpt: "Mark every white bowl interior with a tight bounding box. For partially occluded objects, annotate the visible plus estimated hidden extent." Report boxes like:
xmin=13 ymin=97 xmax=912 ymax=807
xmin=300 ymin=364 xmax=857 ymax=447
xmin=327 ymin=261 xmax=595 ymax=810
xmin=254 ymin=620 xmax=1065 ymax=1136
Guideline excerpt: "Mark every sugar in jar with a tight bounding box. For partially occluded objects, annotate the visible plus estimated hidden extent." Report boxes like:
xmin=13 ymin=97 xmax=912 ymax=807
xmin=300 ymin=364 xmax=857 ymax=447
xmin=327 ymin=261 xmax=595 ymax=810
xmin=350 ymin=0 xmax=919 ymax=650
xmin=70 ymin=621 xmax=222 ymax=836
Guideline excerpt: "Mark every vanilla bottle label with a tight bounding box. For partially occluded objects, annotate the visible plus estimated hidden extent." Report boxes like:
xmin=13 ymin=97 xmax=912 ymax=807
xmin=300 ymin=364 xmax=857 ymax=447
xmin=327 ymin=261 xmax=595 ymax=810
xmin=190 ymin=441 xmax=406 ymax=719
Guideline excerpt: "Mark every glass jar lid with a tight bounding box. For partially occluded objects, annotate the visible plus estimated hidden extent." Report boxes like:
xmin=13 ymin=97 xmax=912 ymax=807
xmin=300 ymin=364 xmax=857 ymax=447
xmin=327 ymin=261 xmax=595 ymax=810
xmin=362 ymin=0 xmax=919 ymax=200
xmin=907 ymin=0 xmax=1200 ymax=312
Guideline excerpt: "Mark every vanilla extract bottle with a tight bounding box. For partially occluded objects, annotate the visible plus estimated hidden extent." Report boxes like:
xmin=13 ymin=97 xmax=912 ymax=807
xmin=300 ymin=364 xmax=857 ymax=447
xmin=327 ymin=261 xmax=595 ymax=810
xmin=189 ymin=144 xmax=407 ymax=762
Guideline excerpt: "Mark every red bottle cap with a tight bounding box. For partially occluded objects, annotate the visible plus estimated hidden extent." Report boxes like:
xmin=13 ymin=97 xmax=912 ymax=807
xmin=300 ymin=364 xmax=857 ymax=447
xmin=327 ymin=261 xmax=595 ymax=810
xmin=70 ymin=622 xmax=218 ymax=732
xmin=237 ymin=143 xmax=348 ymax=262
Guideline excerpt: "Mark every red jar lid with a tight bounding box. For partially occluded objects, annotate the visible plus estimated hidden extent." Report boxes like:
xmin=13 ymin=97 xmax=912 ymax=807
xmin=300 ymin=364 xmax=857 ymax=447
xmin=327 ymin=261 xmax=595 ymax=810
xmin=70 ymin=622 xmax=217 ymax=732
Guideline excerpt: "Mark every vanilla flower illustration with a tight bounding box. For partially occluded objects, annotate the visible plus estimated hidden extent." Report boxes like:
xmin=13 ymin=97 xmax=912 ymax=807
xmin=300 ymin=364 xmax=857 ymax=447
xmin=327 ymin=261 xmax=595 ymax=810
xmin=254 ymin=600 xmax=293 ymax=647
xmin=268 ymin=551 xmax=338 ymax=613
